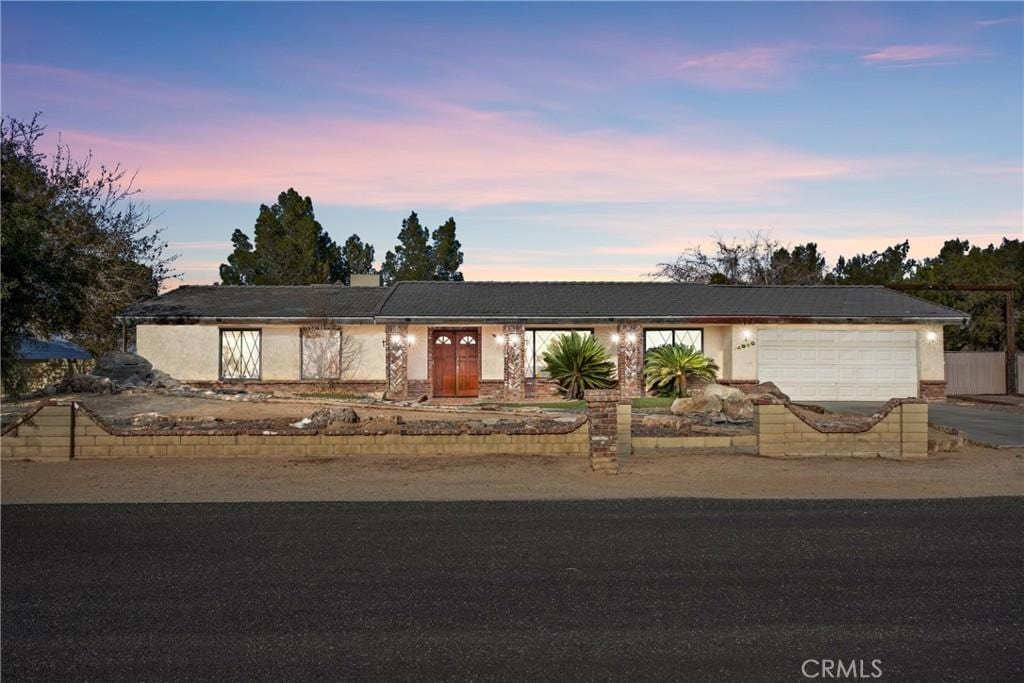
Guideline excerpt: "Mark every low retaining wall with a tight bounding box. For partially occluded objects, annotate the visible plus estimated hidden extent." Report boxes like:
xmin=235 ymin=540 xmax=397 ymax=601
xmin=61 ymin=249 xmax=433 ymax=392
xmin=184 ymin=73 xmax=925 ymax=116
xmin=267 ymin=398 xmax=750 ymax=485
xmin=1 ymin=402 xmax=589 ymax=460
xmin=633 ymin=435 xmax=757 ymax=452
xmin=754 ymin=399 xmax=927 ymax=459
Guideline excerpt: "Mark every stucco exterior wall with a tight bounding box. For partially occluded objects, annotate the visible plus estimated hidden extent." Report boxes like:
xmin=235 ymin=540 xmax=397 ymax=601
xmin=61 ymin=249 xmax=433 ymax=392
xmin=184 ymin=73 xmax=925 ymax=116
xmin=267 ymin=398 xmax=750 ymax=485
xmin=481 ymin=325 xmax=504 ymax=380
xmin=407 ymin=325 xmax=428 ymax=381
xmin=137 ymin=324 xmax=219 ymax=381
xmin=261 ymin=327 xmax=300 ymax=380
xmin=593 ymin=325 xmax=619 ymax=367
xmin=700 ymin=325 xmax=730 ymax=377
xmin=919 ymin=324 xmax=944 ymax=381
xmin=342 ymin=325 xmax=387 ymax=381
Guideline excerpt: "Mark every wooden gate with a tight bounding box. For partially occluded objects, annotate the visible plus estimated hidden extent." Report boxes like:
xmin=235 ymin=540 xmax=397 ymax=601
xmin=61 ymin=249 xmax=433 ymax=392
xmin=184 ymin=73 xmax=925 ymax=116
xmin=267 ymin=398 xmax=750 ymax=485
xmin=945 ymin=352 xmax=1006 ymax=395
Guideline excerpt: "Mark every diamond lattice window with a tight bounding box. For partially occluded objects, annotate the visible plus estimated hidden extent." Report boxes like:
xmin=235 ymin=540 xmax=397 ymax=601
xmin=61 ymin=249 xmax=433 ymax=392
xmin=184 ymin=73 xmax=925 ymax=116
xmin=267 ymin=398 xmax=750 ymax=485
xmin=220 ymin=329 xmax=261 ymax=380
xmin=301 ymin=328 xmax=341 ymax=379
xmin=643 ymin=329 xmax=703 ymax=352
xmin=525 ymin=329 xmax=593 ymax=378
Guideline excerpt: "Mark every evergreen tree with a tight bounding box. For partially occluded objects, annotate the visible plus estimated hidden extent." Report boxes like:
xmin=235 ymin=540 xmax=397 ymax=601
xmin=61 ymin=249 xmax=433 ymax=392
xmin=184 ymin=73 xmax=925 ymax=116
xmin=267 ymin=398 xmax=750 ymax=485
xmin=341 ymin=234 xmax=376 ymax=284
xmin=827 ymin=241 xmax=917 ymax=285
xmin=431 ymin=217 xmax=464 ymax=281
xmin=219 ymin=189 xmax=345 ymax=285
xmin=381 ymin=212 xmax=434 ymax=284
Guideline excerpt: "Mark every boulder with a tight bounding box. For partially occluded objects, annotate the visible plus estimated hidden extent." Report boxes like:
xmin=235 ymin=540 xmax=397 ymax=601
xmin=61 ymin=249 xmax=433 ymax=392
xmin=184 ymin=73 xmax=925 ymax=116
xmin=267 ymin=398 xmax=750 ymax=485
xmin=93 ymin=352 xmax=152 ymax=383
xmin=307 ymin=405 xmax=359 ymax=428
xmin=149 ymin=369 xmax=182 ymax=390
xmin=722 ymin=394 xmax=754 ymax=420
xmin=701 ymin=383 xmax=745 ymax=401
xmin=743 ymin=381 xmax=790 ymax=403
xmin=670 ymin=394 xmax=723 ymax=415
xmin=60 ymin=374 xmax=114 ymax=394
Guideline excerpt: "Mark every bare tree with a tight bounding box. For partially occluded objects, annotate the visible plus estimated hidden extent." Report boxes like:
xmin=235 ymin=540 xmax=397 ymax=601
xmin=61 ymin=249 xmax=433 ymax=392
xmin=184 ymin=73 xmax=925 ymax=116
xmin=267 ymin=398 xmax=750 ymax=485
xmin=301 ymin=289 xmax=364 ymax=389
xmin=652 ymin=231 xmax=826 ymax=285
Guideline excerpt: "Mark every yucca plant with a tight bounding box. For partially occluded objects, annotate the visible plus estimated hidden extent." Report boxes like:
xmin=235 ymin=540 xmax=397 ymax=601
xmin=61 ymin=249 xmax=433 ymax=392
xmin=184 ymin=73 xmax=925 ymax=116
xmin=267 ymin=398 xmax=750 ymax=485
xmin=643 ymin=344 xmax=719 ymax=397
xmin=540 ymin=332 xmax=615 ymax=400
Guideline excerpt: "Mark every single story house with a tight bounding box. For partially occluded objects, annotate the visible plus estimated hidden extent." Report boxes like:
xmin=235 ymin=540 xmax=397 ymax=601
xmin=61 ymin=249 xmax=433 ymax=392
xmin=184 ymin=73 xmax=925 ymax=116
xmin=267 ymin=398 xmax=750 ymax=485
xmin=120 ymin=280 xmax=967 ymax=402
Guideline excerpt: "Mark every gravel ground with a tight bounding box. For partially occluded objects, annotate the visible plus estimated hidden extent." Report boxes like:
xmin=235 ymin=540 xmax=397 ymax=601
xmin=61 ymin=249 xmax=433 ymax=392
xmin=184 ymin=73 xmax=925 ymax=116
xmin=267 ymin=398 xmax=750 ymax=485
xmin=3 ymin=444 xmax=1020 ymax=504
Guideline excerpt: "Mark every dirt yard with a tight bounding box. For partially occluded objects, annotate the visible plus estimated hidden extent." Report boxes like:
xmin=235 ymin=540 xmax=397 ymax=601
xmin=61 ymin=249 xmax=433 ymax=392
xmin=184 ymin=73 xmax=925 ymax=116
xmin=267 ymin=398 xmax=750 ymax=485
xmin=3 ymin=444 xmax=1020 ymax=504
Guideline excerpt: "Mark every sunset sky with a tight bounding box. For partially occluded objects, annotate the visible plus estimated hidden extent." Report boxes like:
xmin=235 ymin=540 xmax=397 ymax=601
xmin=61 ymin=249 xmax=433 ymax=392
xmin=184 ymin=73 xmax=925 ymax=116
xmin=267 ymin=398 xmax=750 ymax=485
xmin=3 ymin=2 xmax=1021 ymax=286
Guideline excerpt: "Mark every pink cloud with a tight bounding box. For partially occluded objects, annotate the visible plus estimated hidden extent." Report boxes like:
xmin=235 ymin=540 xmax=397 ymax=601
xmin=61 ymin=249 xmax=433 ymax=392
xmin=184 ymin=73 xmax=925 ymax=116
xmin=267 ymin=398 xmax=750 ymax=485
xmin=859 ymin=44 xmax=976 ymax=65
xmin=672 ymin=46 xmax=801 ymax=90
xmin=56 ymin=108 xmax=860 ymax=209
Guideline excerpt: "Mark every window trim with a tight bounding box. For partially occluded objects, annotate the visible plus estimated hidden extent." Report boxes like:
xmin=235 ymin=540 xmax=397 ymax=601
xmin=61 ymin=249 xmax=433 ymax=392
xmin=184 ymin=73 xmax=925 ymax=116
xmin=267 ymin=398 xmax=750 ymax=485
xmin=219 ymin=328 xmax=263 ymax=381
xmin=643 ymin=328 xmax=704 ymax=353
xmin=525 ymin=328 xmax=595 ymax=378
xmin=300 ymin=327 xmax=343 ymax=380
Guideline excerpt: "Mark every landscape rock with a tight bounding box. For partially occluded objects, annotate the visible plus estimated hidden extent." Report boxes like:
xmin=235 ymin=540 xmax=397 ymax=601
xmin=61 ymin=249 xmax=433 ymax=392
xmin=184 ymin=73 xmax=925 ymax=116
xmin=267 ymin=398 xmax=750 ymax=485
xmin=129 ymin=412 xmax=175 ymax=427
xmin=722 ymin=394 xmax=754 ymax=420
xmin=60 ymin=374 xmax=115 ymax=394
xmin=642 ymin=414 xmax=685 ymax=429
xmin=308 ymin=405 xmax=359 ymax=428
xmin=700 ymin=383 xmax=745 ymax=401
xmin=670 ymin=394 xmax=723 ymax=415
xmin=148 ymin=369 xmax=182 ymax=390
xmin=743 ymin=382 xmax=790 ymax=403
xmin=93 ymin=352 xmax=152 ymax=383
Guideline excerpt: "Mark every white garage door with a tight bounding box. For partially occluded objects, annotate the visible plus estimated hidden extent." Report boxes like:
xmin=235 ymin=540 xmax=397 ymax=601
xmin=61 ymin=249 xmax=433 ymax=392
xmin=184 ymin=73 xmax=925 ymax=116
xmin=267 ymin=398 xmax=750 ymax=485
xmin=757 ymin=329 xmax=918 ymax=401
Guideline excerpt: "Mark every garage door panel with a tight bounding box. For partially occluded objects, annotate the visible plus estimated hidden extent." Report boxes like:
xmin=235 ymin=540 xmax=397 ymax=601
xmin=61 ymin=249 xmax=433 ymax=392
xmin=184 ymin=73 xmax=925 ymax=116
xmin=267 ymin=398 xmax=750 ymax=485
xmin=757 ymin=328 xmax=918 ymax=401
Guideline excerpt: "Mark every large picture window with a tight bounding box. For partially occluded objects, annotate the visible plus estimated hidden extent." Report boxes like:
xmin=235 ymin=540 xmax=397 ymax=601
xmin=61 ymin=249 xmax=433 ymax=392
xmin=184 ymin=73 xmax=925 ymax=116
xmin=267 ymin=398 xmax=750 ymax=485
xmin=525 ymin=329 xmax=593 ymax=378
xmin=301 ymin=328 xmax=342 ymax=379
xmin=644 ymin=329 xmax=703 ymax=352
xmin=220 ymin=329 xmax=261 ymax=380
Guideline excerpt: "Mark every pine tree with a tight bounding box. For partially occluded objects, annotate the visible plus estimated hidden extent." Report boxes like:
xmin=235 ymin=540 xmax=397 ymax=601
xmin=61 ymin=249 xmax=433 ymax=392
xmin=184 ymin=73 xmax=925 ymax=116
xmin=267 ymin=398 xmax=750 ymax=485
xmin=381 ymin=211 xmax=434 ymax=284
xmin=431 ymin=217 xmax=464 ymax=281
xmin=219 ymin=189 xmax=345 ymax=285
xmin=341 ymin=234 xmax=376 ymax=284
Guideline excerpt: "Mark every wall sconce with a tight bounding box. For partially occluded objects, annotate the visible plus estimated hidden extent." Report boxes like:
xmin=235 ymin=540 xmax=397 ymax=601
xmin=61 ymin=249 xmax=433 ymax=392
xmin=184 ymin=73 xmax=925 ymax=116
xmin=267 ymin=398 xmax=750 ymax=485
xmin=390 ymin=334 xmax=404 ymax=346
xmin=507 ymin=333 xmax=520 ymax=347
xmin=742 ymin=329 xmax=753 ymax=340
xmin=925 ymin=331 xmax=937 ymax=342
xmin=610 ymin=333 xmax=621 ymax=344
xmin=405 ymin=334 xmax=416 ymax=345
xmin=494 ymin=334 xmax=506 ymax=345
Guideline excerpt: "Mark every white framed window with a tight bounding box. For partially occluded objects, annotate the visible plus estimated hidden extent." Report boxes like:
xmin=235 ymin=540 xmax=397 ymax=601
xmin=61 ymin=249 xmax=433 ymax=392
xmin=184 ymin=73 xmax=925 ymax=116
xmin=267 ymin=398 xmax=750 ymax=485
xmin=525 ymin=329 xmax=593 ymax=378
xmin=301 ymin=328 xmax=342 ymax=379
xmin=220 ymin=329 xmax=261 ymax=380
xmin=643 ymin=329 xmax=703 ymax=352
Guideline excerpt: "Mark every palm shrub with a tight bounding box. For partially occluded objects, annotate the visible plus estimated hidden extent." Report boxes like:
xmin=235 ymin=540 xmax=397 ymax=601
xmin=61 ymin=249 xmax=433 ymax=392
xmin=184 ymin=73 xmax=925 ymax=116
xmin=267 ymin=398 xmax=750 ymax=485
xmin=643 ymin=344 xmax=719 ymax=397
xmin=541 ymin=332 xmax=615 ymax=400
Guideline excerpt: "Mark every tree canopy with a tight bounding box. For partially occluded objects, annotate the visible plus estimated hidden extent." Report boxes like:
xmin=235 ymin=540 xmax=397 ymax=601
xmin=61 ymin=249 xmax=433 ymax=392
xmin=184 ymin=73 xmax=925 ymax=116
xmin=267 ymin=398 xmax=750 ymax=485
xmin=654 ymin=233 xmax=1022 ymax=352
xmin=1 ymin=114 xmax=175 ymax=392
xmin=380 ymin=212 xmax=465 ymax=284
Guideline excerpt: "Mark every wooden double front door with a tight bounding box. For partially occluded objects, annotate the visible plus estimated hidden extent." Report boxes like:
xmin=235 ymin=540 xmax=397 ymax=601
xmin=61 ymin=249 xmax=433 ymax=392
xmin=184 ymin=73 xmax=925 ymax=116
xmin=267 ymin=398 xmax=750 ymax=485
xmin=432 ymin=329 xmax=480 ymax=397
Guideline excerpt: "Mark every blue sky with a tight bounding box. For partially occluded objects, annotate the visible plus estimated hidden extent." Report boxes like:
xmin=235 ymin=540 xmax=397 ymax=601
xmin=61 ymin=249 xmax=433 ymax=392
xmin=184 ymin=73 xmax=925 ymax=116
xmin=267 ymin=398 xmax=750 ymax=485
xmin=3 ymin=2 xmax=1021 ymax=285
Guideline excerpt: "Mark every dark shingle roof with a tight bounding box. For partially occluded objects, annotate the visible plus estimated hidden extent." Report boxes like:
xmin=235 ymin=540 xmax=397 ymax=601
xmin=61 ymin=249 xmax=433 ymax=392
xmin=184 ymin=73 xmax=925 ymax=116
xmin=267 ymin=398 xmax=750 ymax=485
xmin=376 ymin=281 xmax=967 ymax=322
xmin=122 ymin=285 xmax=390 ymax=321
xmin=121 ymin=281 xmax=968 ymax=323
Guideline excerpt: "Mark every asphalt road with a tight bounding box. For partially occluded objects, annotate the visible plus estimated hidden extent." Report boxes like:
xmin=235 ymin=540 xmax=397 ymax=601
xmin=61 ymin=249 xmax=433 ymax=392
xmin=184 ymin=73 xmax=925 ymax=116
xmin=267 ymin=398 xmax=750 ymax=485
xmin=3 ymin=499 xmax=1022 ymax=681
xmin=816 ymin=401 xmax=1024 ymax=447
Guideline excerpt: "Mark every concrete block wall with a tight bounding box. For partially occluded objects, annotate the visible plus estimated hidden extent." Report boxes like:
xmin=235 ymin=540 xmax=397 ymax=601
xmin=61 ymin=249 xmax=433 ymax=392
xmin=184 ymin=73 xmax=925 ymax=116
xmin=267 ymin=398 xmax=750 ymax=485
xmin=1 ymin=403 xmax=590 ymax=460
xmin=754 ymin=400 xmax=927 ymax=459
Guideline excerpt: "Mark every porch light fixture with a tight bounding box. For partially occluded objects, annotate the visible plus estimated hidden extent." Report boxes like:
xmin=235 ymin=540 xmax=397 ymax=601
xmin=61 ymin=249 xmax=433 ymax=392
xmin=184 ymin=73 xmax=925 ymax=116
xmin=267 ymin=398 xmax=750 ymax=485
xmin=742 ymin=329 xmax=753 ymax=340
xmin=405 ymin=334 xmax=416 ymax=345
xmin=495 ymin=334 xmax=506 ymax=345
xmin=390 ymin=334 xmax=404 ymax=346
xmin=610 ymin=333 xmax=621 ymax=344
xmin=925 ymin=331 xmax=937 ymax=342
xmin=507 ymin=333 xmax=520 ymax=347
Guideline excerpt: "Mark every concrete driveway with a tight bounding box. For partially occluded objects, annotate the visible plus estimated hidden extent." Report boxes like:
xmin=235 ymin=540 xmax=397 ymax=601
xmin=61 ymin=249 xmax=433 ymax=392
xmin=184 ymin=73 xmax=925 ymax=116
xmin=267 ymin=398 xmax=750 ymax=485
xmin=815 ymin=401 xmax=1024 ymax=448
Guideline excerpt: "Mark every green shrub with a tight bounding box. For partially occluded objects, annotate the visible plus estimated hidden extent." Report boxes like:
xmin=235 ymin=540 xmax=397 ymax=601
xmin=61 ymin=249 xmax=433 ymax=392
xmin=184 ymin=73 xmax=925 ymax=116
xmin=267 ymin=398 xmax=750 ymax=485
xmin=643 ymin=344 xmax=719 ymax=397
xmin=540 ymin=332 xmax=615 ymax=400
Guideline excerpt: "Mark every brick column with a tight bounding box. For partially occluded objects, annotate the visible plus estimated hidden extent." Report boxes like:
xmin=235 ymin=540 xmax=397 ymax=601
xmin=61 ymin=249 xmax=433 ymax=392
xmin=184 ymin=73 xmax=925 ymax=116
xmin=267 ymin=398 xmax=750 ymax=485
xmin=585 ymin=389 xmax=620 ymax=474
xmin=616 ymin=322 xmax=643 ymax=398
xmin=385 ymin=323 xmax=409 ymax=400
xmin=503 ymin=323 xmax=526 ymax=401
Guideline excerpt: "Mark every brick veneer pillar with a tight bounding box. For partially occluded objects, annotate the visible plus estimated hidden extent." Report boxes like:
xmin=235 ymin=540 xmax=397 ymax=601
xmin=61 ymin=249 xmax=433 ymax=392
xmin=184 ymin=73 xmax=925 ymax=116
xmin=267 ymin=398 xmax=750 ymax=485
xmin=616 ymin=322 xmax=643 ymax=398
xmin=385 ymin=323 xmax=409 ymax=400
xmin=503 ymin=323 xmax=526 ymax=401
xmin=585 ymin=389 xmax=620 ymax=474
